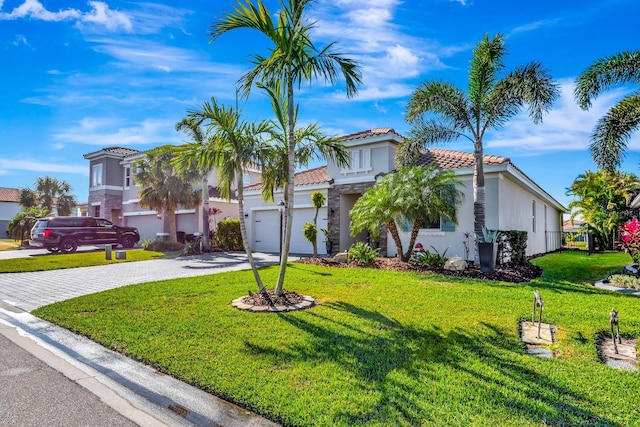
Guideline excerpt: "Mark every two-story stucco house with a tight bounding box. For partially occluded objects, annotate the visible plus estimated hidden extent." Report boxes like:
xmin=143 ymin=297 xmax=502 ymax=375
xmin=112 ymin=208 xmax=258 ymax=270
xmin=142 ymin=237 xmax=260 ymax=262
xmin=243 ymin=128 xmax=566 ymax=259
xmin=83 ymin=147 xmax=260 ymax=242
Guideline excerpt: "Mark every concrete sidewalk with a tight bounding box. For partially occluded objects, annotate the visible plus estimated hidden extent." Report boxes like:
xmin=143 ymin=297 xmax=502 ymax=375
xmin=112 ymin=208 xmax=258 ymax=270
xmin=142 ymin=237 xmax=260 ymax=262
xmin=0 ymin=250 xmax=285 ymax=426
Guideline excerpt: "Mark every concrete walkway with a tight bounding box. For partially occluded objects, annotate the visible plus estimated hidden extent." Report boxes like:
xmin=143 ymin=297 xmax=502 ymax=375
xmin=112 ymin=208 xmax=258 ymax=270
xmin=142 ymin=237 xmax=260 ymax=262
xmin=0 ymin=249 xmax=285 ymax=427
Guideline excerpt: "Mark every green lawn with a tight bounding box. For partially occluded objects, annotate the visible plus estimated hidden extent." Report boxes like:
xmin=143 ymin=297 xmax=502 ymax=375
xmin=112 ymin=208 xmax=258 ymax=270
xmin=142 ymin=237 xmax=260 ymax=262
xmin=33 ymin=251 xmax=640 ymax=426
xmin=0 ymin=239 xmax=20 ymax=251
xmin=0 ymin=249 xmax=167 ymax=273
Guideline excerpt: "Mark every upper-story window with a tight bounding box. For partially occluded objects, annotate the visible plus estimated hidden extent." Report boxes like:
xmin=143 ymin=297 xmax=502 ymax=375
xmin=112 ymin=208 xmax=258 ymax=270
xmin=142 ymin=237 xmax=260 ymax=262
xmin=92 ymin=164 xmax=103 ymax=187
xmin=243 ymin=173 xmax=251 ymax=187
xmin=341 ymin=148 xmax=371 ymax=175
xmin=124 ymin=167 xmax=131 ymax=188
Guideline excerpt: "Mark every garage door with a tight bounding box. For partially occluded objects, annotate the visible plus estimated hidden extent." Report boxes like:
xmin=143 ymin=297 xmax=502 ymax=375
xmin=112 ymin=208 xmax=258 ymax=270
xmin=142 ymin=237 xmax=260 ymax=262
xmin=253 ymin=210 xmax=280 ymax=253
xmin=125 ymin=215 xmax=160 ymax=242
xmin=253 ymin=208 xmax=323 ymax=255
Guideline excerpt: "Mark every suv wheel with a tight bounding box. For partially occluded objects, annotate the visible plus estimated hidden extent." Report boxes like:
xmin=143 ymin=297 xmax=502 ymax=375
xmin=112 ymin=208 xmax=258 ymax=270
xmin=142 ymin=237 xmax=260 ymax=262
xmin=120 ymin=235 xmax=135 ymax=249
xmin=59 ymin=239 xmax=78 ymax=254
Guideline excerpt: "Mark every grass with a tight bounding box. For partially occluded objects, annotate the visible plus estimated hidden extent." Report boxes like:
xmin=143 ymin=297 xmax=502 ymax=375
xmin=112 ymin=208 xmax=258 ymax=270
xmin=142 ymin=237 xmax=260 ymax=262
xmin=32 ymin=250 xmax=640 ymax=426
xmin=0 ymin=239 xmax=20 ymax=251
xmin=0 ymin=249 xmax=166 ymax=273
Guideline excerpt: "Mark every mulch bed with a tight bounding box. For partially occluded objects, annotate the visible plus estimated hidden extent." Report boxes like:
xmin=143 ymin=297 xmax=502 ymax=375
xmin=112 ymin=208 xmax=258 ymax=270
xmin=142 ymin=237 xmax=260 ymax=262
xmin=294 ymin=256 xmax=543 ymax=283
xmin=242 ymin=289 xmax=305 ymax=306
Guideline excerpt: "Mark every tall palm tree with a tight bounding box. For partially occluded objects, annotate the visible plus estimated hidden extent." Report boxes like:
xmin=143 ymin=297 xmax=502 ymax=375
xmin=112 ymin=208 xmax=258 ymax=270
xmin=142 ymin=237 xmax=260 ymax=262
xmin=257 ymin=81 xmax=350 ymax=201
xmin=574 ymin=50 xmax=640 ymax=171
xmin=174 ymin=116 xmax=212 ymax=250
xmin=211 ymin=0 xmax=361 ymax=296
xmin=19 ymin=176 xmax=77 ymax=216
xmin=350 ymin=165 xmax=462 ymax=262
xmin=186 ymin=97 xmax=273 ymax=292
xmin=404 ymin=33 xmax=559 ymax=244
xmin=133 ymin=145 xmax=201 ymax=242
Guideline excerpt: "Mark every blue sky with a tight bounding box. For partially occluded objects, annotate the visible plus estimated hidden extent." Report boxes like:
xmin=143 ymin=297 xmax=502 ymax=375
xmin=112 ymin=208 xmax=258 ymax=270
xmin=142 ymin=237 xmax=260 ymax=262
xmin=1 ymin=0 xmax=639 ymax=209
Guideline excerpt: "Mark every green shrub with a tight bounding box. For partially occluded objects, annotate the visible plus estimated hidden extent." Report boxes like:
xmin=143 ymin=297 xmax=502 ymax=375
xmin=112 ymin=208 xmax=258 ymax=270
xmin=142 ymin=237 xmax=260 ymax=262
xmin=411 ymin=245 xmax=449 ymax=268
xmin=348 ymin=241 xmax=379 ymax=265
xmin=303 ymin=222 xmax=317 ymax=243
xmin=606 ymin=274 xmax=640 ymax=290
xmin=143 ymin=239 xmax=184 ymax=252
xmin=217 ymin=219 xmax=242 ymax=251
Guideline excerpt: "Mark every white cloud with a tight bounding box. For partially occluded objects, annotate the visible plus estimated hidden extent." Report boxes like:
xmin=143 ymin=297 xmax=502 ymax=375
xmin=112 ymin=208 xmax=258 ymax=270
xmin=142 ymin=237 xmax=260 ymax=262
xmin=485 ymin=79 xmax=640 ymax=153
xmin=0 ymin=157 xmax=86 ymax=174
xmin=53 ymin=117 xmax=182 ymax=147
xmin=12 ymin=34 xmax=30 ymax=47
xmin=77 ymin=1 xmax=132 ymax=32
xmin=449 ymin=0 xmax=469 ymax=5
xmin=0 ymin=0 xmax=132 ymax=32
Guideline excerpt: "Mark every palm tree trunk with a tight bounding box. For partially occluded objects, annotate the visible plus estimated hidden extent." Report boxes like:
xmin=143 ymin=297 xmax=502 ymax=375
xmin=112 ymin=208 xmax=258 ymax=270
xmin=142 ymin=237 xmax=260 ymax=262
xmin=237 ymin=174 xmax=265 ymax=292
xmin=167 ymin=208 xmax=178 ymax=242
xmin=404 ymin=219 xmax=422 ymax=261
xmin=274 ymin=77 xmax=296 ymax=296
xmin=201 ymin=175 xmax=210 ymax=250
xmin=473 ymin=141 xmax=486 ymax=264
xmin=387 ymin=221 xmax=406 ymax=261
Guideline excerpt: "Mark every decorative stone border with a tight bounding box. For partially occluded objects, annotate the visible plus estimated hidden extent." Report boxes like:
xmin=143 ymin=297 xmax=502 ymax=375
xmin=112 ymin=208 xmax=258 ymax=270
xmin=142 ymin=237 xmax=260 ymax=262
xmin=231 ymin=295 xmax=316 ymax=312
xmin=520 ymin=320 xmax=555 ymax=359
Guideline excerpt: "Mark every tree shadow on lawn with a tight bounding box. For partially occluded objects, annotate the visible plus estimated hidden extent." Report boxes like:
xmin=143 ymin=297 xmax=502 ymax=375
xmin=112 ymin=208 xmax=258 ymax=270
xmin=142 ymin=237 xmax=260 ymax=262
xmin=244 ymin=302 xmax=622 ymax=426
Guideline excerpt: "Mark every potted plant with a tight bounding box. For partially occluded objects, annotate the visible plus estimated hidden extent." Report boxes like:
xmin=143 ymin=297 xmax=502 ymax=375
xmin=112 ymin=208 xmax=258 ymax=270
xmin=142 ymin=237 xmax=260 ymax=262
xmin=321 ymin=227 xmax=333 ymax=254
xmin=478 ymin=226 xmax=500 ymax=273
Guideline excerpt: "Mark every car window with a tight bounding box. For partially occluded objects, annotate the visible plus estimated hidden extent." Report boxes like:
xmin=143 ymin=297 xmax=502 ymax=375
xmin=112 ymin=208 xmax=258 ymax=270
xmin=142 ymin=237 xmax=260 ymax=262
xmin=33 ymin=219 xmax=49 ymax=229
xmin=95 ymin=219 xmax=113 ymax=228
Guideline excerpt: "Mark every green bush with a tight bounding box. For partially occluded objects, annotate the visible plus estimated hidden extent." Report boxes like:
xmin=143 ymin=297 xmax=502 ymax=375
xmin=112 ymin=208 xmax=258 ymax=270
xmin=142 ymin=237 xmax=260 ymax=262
xmin=607 ymin=274 xmax=640 ymax=290
xmin=217 ymin=219 xmax=242 ymax=251
xmin=143 ymin=239 xmax=184 ymax=252
xmin=348 ymin=241 xmax=379 ymax=265
xmin=303 ymin=222 xmax=317 ymax=243
xmin=411 ymin=245 xmax=449 ymax=268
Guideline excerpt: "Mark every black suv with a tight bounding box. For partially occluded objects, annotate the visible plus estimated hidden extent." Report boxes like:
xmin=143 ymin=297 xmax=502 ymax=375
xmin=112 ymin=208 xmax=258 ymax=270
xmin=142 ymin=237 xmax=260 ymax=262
xmin=29 ymin=217 xmax=140 ymax=254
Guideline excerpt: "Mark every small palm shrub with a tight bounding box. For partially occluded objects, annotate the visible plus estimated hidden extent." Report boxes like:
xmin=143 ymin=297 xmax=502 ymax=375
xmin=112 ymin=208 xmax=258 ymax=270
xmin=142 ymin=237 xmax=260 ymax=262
xmin=143 ymin=239 xmax=184 ymax=252
xmin=348 ymin=241 xmax=379 ymax=265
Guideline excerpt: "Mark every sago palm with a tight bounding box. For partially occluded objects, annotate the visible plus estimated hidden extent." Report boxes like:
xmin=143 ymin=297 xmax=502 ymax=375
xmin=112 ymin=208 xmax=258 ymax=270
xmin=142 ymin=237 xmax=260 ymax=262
xmin=211 ymin=0 xmax=361 ymax=295
xmin=404 ymin=33 xmax=559 ymax=245
xmin=574 ymin=50 xmax=640 ymax=171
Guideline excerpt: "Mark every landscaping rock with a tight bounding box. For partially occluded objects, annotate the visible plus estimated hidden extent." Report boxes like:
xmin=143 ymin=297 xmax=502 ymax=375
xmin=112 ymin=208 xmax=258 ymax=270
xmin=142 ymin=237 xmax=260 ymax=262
xmin=334 ymin=252 xmax=349 ymax=263
xmin=598 ymin=337 xmax=638 ymax=371
xmin=444 ymin=256 xmax=467 ymax=272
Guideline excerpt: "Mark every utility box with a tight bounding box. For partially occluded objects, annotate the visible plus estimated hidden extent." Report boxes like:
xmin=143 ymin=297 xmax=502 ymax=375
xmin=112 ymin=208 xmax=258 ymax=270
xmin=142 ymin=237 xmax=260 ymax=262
xmin=115 ymin=250 xmax=126 ymax=260
xmin=105 ymin=244 xmax=113 ymax=260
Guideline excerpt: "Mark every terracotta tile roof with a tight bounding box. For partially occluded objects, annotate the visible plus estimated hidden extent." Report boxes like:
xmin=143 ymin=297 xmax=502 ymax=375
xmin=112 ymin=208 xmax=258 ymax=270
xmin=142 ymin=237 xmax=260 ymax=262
xmin=0 ymin=187 xmax=20 ymax=203
xmin=294 ymin=165 xmax=329 ymax=186
xmin=103 ymin=147 xmax=142 ymax=157
xmin=342 ymin=128 xmax=401 ymax=141
xmin=245 ymin=166 xmax=329 ymax=191
xmin=415 ymin=148 xmax=510 ymax=169
xmin=208 ymin=186 xmax=238 ymax=200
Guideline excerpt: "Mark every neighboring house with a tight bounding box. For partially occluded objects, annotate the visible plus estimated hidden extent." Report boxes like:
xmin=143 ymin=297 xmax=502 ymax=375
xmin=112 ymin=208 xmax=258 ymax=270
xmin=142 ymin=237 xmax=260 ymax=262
xmin=83 ymin=147 xmax=259 ymax=242
xmin=0 ymin=187 xmax=21 ymax=237
xmin=243 ymin=128 xmax=567 ymax=259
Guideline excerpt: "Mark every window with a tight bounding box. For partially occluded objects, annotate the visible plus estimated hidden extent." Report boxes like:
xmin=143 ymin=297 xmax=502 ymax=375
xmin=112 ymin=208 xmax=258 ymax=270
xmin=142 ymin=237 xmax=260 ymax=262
xmin=420 ymin=218 xmax=440 ymax=229
xmin=243 ymin=173 xmax=251 ymax=187
xmin=124 ymin=167 xmax=131 ymax=188
xmin=92 ymin=164 xmax=103 ymax=187
xmin=94 ymin=205 xmax=101 ymax=218
xmin=341 ymin=148 xmax=371 ymax=174
xmin=532 ymin=200 xmax=536 ymax=233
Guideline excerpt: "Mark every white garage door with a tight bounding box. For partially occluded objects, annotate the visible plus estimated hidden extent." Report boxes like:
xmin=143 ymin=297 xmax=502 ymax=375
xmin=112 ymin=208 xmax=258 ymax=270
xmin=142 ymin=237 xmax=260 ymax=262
xmin=253 ymin=210 xmax=280 ymax=253
xmin=253 ymin=208 xmax=320 ymax=255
